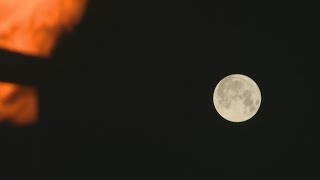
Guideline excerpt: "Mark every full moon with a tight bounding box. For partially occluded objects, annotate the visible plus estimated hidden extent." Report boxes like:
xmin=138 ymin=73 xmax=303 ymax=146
xmin=213 ymin=74 xmax=261 ymax=122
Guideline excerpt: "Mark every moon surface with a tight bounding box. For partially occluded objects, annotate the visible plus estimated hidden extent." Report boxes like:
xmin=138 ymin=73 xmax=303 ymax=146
xmin=213 ymin=74 xmax=261 ymax=122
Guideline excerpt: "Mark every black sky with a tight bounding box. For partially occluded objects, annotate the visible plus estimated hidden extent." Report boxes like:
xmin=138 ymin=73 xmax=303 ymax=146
xmin=0 ymin=0 xmax=319 ymax=179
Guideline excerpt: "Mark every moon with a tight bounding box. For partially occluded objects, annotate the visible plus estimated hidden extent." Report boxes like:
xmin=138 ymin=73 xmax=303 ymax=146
xmin=213 ymin=74 xmax=261 ymax=122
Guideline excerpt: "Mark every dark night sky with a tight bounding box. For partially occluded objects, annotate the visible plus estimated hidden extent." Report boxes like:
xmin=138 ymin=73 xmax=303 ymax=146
xmin=0 ymin=0 xmax=319 ymax=179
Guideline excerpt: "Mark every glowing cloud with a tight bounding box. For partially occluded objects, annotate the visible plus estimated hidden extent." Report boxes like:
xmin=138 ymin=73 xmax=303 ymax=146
xmin=0 ymin=0 xmax=87 ymax=125
xmin=0 ymin=0 xmax=88 ymax=58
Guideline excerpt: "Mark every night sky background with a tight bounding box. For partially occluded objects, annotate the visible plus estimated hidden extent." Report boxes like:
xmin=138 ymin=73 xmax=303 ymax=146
xmin=0 ymin=0 xmax=319 ymax=179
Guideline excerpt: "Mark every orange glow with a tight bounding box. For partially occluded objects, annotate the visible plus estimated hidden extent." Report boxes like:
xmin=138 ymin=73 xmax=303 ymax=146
xmin=0 ymin=0 xmax=87 ymax=58
xmin=0 ymin=82 xmax=38 ymax=126
xmin=0 ymin=0 xmax=87 ymax=126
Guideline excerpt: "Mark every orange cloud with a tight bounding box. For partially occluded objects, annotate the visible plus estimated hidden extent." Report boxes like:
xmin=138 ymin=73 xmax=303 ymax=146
xmin=0 ymin=0 xmax=87 ymax=58
xmin=0 ymin=0 xmax=87 ymax=125
xmin=0 ymin=82 xmax=38 ymax=126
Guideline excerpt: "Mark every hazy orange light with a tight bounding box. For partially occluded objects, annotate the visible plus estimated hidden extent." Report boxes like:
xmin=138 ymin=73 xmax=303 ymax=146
xmin=0 ymin=82 xmax=38 ymax=126
xmin=0 ymin=0 xmax=87 ymax=58
xmin=0 ymin=0 xmax=87 ymax=125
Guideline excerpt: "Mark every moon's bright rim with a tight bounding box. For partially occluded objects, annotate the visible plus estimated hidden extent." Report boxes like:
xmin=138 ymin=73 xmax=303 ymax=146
xmin=213 ymin=74 xmax=261 ymax=122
